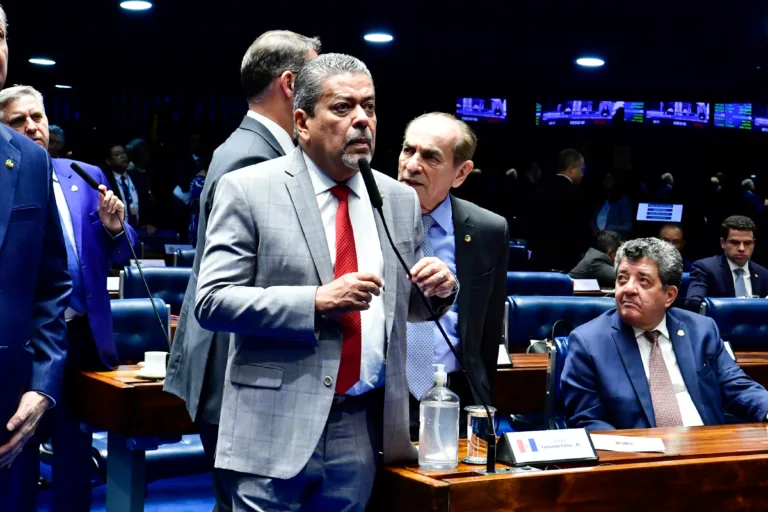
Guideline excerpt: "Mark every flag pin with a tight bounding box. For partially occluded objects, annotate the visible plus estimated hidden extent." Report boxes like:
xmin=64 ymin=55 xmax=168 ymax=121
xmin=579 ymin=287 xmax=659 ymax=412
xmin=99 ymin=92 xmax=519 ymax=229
xmin=464 ymin=234 xmax=472 ymax=243
xmin=5 ymin=159 xmax=13 ymax=169
xmin=71 ymin=185 xmax=78 ymax=192
xmin=677 ymin=329 xmax=685 ymax=336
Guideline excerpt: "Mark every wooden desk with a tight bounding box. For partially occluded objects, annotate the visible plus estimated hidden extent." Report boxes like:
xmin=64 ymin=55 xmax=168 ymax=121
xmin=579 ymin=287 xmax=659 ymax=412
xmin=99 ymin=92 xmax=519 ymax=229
xmin=494 ymin=352 xmax=768 ymax=414
xmin=372 ymin=424 xmax=768 ymax=511
xmin=72 ymin=365 xmax=193 ymax=512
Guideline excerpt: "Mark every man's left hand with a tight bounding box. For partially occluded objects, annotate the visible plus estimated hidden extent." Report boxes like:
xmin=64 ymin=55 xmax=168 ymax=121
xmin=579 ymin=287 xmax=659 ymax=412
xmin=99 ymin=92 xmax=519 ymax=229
xmin=0 ymin=392 xmax=51 ymax=469
xmin=409 ymin=257 xmax=457 ymax=298
xmin=97 ymin=185 xmax=125 ymax=235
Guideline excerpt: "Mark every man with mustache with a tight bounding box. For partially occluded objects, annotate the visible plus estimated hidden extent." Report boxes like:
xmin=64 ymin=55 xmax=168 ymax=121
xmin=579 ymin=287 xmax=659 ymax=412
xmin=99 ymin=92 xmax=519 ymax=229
xmin=561 ymin=237 xmax=768 ymax=431
xmin=194 ymin=53 xmax=457 ymax=511
xmin=397 ymin=112 xmax=509 ymax=438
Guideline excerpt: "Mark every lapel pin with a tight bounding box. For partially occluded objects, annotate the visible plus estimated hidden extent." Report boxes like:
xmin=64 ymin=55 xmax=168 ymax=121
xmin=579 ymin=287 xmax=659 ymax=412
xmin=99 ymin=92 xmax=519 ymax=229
xmin=677 ymin=329 xmax=685 ymax=337
xmin=5 ymin=159 xmax=13 ymax=169
xmin=71 ymin=185 xmax=78 ymax=192
xmin=464 ymin=234 xmax=472 ymax=243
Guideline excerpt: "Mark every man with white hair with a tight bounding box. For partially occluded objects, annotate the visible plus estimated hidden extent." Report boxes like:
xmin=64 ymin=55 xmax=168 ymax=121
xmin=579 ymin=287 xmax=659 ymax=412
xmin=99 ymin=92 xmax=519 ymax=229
xmin=0 ymin=83 xmax=138 ymax=511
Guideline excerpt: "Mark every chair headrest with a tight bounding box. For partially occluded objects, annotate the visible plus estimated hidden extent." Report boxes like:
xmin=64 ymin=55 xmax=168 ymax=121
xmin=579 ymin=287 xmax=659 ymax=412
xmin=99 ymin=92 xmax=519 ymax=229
xmin=702 ymin=298 xmax=768 ymax=347
xmin=506 ymin=271 xmax=573 ymax=296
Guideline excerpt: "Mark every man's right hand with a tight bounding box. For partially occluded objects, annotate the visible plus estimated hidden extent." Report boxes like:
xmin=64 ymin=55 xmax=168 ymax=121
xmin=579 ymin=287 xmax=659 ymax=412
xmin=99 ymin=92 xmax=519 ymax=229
xmin=315 ymin=272 xmax=383 ymax=319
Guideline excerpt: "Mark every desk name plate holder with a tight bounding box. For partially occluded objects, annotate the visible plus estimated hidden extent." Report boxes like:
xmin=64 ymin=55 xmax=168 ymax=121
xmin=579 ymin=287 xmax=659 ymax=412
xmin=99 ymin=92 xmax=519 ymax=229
xmin=497 ymin=428 xmax=599 ymax=466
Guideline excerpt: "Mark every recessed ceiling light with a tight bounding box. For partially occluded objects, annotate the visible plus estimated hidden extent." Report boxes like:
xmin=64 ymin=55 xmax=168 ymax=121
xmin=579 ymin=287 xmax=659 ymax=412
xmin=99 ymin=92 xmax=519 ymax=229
xmin=751 ymin=174 xmax=757 ymax=179
xmin=576 ymin=57 xmax=605 ymax=67
xmin=364 ymin=32 xmax=394 ymax=43
xmin=55 ymin=85 xmax=72 ymax=89
xmin=120 ymin=1 xmax=153 ymax=10
xmin=29 ymin=58 xmax=56 ymax=66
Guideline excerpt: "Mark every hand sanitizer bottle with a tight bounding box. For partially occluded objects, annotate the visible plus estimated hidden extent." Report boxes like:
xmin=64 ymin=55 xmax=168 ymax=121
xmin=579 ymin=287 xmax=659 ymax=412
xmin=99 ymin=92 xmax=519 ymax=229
xmin=418 ymin=364 xmax=460 ymax=469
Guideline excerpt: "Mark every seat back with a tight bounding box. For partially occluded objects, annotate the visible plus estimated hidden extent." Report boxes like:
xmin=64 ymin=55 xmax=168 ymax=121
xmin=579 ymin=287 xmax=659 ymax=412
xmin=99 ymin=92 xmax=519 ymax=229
xmin=174 ymin=249 xmax=196 ymax=267
xmin=111 ymin=298 xmax=170 ymax=362
xmin=508 ymin=241 xmax=530 ymax=271
xmin=121 ymin=266 xmax=192 ymax=315
xmin=506 ymin=271 xmax=573 ymax=297
xmin=546 ymin=336 xmax=570 ymax=430
xmin=507 ymin=295 xmax=615 ymax=349
xmin=678 ymin=272 xmax=691 ymax=297
xmin=701 ymin=298 xmax=768 ymax=349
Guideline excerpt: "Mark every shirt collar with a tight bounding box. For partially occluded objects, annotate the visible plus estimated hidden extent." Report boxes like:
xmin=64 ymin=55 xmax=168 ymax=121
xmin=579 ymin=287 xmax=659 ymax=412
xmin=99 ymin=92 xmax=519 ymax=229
xmin=427 ymin=195 xmax=454 ymax=234
xmin=302 ymin=151 xmax=367 ymax=201
xmin=52 ymin=170 xmax=59 ymax=183
xmin=632 ymin=315 xmax=670 ymax=341
xmin=558 ymin=173 xmax=574 ymax=184
xmin=246 ymin=110 xmax=295 ymax=155
xmin=727 ymin=257 xmax=749 ymax=273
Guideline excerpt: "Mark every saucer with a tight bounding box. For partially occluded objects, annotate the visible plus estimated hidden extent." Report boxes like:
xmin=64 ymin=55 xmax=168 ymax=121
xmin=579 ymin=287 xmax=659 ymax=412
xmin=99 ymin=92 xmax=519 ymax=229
xmin=137 ymin=361 xmax=145 ymax=367
xmin=134 ymin=367 xmax=166 ymax=380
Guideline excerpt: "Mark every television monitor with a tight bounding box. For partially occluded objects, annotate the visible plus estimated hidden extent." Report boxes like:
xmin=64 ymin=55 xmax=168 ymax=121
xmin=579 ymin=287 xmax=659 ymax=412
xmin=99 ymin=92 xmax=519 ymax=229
xmin=456 ymin=97 xmax=507 ymax=124
xmin=539 ymin=100 xmax=642 ymax=126
xmin=752 ymin=104 xmax=768 ymax=133
xmin=535 ymin=103 xmax=541 ymax=126
xmin=645 ymin=102 xmax=710 ymax=127
xmin=714 ymin=103 xmax=752 ymax=130
xmin=636 ymin=203 xmax=684 ymax=223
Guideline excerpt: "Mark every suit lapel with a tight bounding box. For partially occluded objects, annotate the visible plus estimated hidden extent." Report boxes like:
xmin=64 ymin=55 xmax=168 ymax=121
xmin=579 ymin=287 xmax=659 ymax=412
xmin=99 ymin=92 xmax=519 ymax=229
xmin=284 ymin=150 xmax=334 ymax=285
xmin=373 ymin=175 xmax=397 ymax=341
xmin=53 ymin=160 xmax=84 ymax=258
xmin=611 ymin=313 xmax=656 ymax=427
xmin=719 ymin=255 xmax=736 ymax=297
xmin=0 ymin=128 xmax=22 ymax=253
xmin=666 ymin=312 xmax=711 ymax=425
xmin=749 ymin=261 xmax=762 ymax=297
xmin=451 ymin=195 xmax=474 ymax=357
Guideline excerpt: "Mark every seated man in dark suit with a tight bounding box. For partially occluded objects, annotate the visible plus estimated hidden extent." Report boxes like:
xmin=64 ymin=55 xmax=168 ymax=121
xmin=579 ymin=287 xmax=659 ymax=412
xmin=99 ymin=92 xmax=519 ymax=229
xmin=561 ymin=238 xmax=768 ymax=431
xmin=658 ymin=222 xmax=692 ymax=272
xmin=569 ymin=230 xmax=621 ymax=288
xmin=686 ymin=215 xmax=768 ymax=308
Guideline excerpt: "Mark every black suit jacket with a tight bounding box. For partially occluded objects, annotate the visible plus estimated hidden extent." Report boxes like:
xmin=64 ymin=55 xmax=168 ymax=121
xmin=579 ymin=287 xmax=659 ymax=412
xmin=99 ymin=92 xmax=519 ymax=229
xmin=105 ymin=168 xmax=157 ymax=227
xmin=165 ymin=115 xmax=286 ymax=424
xmin=451 ymin=195 xmax=510 ymax=406
xmin=686 ymin=254 xmax=768 ymax=307
xmin=569 ymin=248 xmax=616 ymax=288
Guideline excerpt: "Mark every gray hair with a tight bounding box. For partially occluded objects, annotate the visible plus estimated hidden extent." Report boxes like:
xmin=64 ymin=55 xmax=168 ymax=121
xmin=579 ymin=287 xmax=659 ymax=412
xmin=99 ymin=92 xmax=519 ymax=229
xmin=615 ymin=237 xmax=683 ymax=289
xmin=661 ymin=172 xmax=674 ymax=186
xmin=241 ymin=30 xmax=321 ymax=103
xmin=49 ymin=124 xmax=65 ymax=139
xmin=742 ymin=178 xmax=755 ymax=191
xmin=405 ymin=112 xmax=478 ymax=166
xmin=125 ymin=138 xmax=148 ymax=157
xmin=293 ymin=53 xmax=372 ymax=117
xmin=0 ymin=85 xmax=45 ymax=122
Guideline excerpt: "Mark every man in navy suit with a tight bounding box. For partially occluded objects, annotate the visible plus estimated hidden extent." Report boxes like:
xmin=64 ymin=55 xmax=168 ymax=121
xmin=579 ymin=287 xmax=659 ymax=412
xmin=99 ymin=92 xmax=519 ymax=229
xmin=561 ymin=237 xmax=768 ymax=431
xmin=686 ymin=215 xmax=768 ymax=308
xmin=0 ymin=84 xmax=138 ymax=511
xmin=0 ymin=9 xmax=72 ymax=510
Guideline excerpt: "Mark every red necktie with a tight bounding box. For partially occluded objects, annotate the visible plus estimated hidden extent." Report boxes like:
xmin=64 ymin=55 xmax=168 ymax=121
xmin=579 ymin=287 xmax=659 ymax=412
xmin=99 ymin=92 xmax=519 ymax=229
xmin=330 ymin=185 xmax=361 ymax=394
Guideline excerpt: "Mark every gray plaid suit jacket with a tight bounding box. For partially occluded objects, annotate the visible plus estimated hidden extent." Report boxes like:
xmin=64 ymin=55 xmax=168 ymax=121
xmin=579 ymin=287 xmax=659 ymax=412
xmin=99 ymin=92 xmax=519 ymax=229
xmin=194 ymin=148 xmax=453 ymax=479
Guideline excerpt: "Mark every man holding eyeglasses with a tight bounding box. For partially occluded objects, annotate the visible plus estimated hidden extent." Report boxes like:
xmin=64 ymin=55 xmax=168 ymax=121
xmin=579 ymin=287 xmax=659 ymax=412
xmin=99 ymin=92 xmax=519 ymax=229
xmin=686 ymin=215 xmax=768 ymax=307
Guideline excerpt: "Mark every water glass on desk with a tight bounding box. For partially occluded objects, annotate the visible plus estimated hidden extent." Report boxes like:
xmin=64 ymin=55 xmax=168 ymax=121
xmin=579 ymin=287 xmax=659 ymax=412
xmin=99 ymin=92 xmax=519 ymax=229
xmin=463 ymin=405 xmax=496 ymax=464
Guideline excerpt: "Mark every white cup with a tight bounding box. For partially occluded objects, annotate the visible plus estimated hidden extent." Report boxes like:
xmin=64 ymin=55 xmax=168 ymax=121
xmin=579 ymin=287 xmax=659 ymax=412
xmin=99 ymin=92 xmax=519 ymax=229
xmin=144 ymin=351 xmax=168 ymax=374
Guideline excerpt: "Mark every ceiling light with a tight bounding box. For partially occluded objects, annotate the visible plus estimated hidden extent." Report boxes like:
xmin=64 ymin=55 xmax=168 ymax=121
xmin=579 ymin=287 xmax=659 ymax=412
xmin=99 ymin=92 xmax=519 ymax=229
xmin=55 ymin=85 xmax=72 ymax=89
xmin=751 ymin=174 xmax=757 ymax=179
xmin=29 ymin=58 xmax=56 ymax=66
xmin=576 ymin=57 xmax=605 ymax=67
xmin=364 ymin=32 xmax=394 ymax=43
xmin=120 ymin=1 xmax=153 ymax=10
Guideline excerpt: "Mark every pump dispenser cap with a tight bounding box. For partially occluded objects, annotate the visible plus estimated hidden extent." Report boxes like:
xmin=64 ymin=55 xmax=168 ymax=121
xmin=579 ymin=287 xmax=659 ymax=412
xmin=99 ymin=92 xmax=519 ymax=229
xmin=433 ymin=364 xmax=447 ymax=386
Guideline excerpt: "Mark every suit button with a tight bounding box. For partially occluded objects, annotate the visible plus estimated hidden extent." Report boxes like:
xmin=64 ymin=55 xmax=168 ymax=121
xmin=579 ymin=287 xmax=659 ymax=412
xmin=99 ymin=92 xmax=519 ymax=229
xmin=323 ymin=376 xmax=333 ymax=387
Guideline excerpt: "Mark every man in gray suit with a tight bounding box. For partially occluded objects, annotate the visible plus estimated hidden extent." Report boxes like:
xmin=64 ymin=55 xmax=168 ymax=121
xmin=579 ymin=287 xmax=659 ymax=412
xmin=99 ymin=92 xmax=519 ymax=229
xmin=569 ymin=230 xmax=622 ymax=288
xmin=195 ymin=53 xmax=457 ymax=511
xmin=164 ymin=30 xmax=320 ymax=511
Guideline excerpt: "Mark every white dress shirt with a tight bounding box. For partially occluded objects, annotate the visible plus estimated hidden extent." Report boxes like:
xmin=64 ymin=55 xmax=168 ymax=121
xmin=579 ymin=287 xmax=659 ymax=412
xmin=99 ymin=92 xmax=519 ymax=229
xmin=52 ymin=171 xmax=81 ymax=321
xmin=303 ymin=153 xmax=386 ymax=396
xmin=246 ymin=110 xmax=295 ymax=156
xmin=633 ymin=317 xmax=704 ymax=427
xmin=727 ymin=257 xmax=753 ymax=297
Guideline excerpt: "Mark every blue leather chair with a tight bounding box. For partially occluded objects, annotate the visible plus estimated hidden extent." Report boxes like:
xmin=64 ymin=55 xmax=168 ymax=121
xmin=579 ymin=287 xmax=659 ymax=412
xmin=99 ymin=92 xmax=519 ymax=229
xmin=121 ymin=266 xmax=192 ymax=315
xmin=174 ymin=249 xmax=196 ymax=267
xmin=506 ymin=295 xmax=615 ymax=350
xmin=506 ymin=271 xmax=573 ymax=297
xmin=508 ymin=241 xmax=530 ymax=271
xmin=546 ymin=336 xmax=570 ymax=430
xmin=700 ymin=297 xmax=768 ymax=349
xmin=111 ymin=298 xmax=171 ymax=361
xmin=679 ymin=272 xmax=691 ymax=297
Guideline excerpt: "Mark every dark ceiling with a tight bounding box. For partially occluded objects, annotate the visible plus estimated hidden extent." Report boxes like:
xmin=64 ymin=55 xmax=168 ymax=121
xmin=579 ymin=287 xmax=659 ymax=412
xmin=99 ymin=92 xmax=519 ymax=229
xmin=6 ymin=0 xmax=768 ymax=99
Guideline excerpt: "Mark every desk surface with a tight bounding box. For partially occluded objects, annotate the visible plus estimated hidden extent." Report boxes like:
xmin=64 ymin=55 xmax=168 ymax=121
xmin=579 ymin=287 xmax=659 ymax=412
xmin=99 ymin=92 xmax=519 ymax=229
xmin=373 ymin=424 xmax=768 ymax=511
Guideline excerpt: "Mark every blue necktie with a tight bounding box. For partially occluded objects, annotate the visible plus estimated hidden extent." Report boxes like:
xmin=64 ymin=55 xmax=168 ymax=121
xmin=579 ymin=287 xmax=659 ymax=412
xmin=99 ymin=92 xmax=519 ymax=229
xmin=61 ymin=225 xmax=86 ymax=314
xmin=734 ymin=268 xmax=748 ymax=297
xmin=120 ymin=175 xmax=138 ymax=227
xmin=407 ymin=215 xmax=437 ymax=399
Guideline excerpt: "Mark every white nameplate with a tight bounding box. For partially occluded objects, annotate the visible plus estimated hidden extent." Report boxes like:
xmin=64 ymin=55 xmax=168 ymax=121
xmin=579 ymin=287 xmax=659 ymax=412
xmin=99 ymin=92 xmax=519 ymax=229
xmin=498 ymin=428 xmax=597 ymax=466
xmin=106 ymin=277 xmax=120 ymax=292
xmin=164 ymin=244 xmax=193 ymax=255
xmin=497 ymin=345 xmax=512 ymax=366
xmin=130 ymin=259 xmax=166 ymax=267
xmin=590 ymin=434 xmax=665 ymax=453
xmin=573 ymin=279 xmax=600 ymax=292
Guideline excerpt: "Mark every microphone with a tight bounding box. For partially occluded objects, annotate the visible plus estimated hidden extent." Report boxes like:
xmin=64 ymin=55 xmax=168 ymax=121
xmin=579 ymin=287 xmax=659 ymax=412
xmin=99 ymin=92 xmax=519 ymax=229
xmin=69 ymin=162 xmax=171 ymax=348
xmin=357 ymin=157 xmax=498 ymax=473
